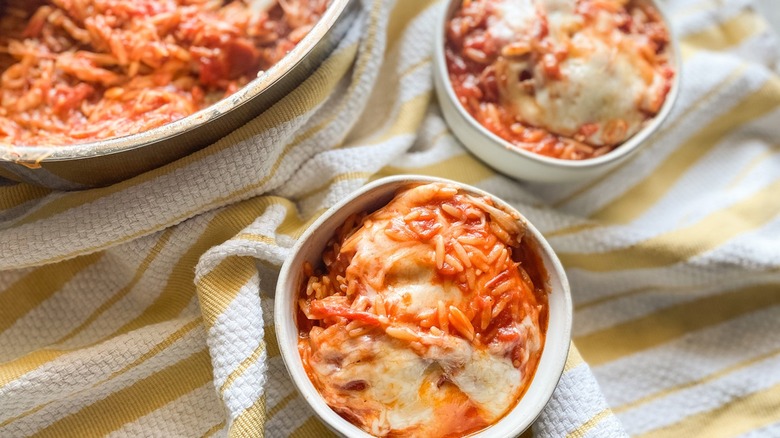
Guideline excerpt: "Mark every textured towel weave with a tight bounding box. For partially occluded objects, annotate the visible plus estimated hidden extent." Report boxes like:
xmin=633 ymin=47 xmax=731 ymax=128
xmin=0 ymin=0 xmax=778 ymax=437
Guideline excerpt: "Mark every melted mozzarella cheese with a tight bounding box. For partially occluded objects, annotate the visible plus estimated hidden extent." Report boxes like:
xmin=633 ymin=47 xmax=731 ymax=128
xmin=490 ymin=0 xmax=659 ymax=146
xmin=490 ymin=0 xmax=580 ymax=43
xmin=488 ymin=0 xmax=537 ymax=43
xmin=307 ymin=328 xmax=434 ymax=435
xmin=308 ymin=326 xmax=527 ymax=434
xmin=443 ymin=347 xmax=522 ymax=418
xmin=501 ymin=32 xmax=648 ymax=145
xmin=348 ymin=220 xmax=466 ymax=315
xmin=384 ymin=258 xmax=466 ymax=314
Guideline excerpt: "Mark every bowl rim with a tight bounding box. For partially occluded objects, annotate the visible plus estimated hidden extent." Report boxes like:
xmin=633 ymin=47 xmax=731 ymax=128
xmin=274 ymin=175 xmax=573 ymax=437
xmin=0 ymin=0 xmax=353 ymax=164
xmin=433 ymin=0 xmax=682 ymax=170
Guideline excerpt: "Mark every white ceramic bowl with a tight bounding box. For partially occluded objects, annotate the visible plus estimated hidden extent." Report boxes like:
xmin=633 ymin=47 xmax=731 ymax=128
xmin=275 ymin=175 xmax=573 ymax=437
xmin=433 ymin=0 xmax=681 ymax=182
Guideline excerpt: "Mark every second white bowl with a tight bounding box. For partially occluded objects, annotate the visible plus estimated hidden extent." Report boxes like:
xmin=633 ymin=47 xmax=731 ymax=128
xmin=275 ymin=175 xmax=572 ymax=437
xmin=433 ymin=0 xmax=681 ymax=182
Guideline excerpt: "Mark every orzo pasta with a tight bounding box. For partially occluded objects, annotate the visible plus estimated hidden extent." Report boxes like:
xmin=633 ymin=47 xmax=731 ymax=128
xmin=297 ymin=182 xmax=549 ymax=437
xmin=445 ymin=0 xmax=674 ymax=160
xmin=0 ymin=0 xmax=327 ymax=146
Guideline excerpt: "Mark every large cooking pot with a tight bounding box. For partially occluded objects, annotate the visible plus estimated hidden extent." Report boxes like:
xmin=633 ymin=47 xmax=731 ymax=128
xmin=0 ymin=0 xmax=358 ymax=190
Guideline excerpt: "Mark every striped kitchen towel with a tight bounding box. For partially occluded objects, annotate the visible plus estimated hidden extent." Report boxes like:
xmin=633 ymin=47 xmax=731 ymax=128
xmin=0 ymin=0 xmax=778 ymax=436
